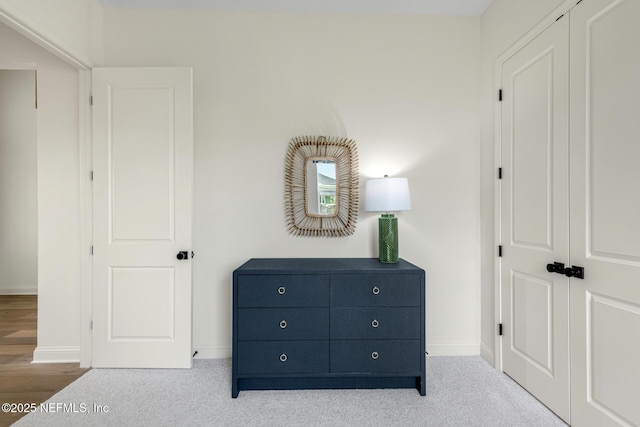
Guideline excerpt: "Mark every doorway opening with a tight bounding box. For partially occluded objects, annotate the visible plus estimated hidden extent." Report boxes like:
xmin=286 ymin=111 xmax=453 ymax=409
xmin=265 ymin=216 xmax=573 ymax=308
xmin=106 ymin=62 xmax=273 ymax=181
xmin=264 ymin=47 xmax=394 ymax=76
xmin=0 ymin=69 xmax=88 ymax=426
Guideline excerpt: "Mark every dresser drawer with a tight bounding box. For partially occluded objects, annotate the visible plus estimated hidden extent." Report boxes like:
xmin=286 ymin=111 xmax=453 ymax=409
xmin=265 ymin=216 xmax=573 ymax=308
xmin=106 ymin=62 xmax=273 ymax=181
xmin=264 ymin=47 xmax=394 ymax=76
xmin=237 ymin=341 xmax=329 ymax=374
xmin=238 ymin=308 xmax=329 ymax=341
xmin=330 ymin=307 xmax=420 ymax=340
xmin=331 ymin=274 xmax=421 ymax=307
xmin=330 ymin=340 xmax=420 ymax=373
xmin=237 ymin=275 xmax=329 ymax=307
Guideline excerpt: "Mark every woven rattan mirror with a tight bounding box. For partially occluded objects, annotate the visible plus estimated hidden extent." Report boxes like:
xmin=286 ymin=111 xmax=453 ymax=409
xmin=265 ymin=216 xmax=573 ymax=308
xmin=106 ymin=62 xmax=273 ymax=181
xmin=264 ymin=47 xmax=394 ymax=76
xmin=284 ymin=136 xmax=359 ymax=237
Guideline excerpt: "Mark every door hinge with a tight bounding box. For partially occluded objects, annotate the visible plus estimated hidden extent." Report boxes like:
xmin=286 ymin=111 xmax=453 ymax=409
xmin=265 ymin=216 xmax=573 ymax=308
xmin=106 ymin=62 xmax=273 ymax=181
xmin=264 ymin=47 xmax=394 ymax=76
xmin=498 ymin=89 xmax=503 ymax=101
xmin=498 ymin=323 xmax=503 ymax=336
xmin=89 ymin=95 xmax=93 ymax=106
xmin=90 ymin=245 xmax=94 ymax=255
xmin=498 ymin=167 xmax=502 ymax=179
xmin=498 ymin=245 xmax=503 ymax=257
xmin=556 ymin=13 xmax=565 ymax=22
xmin=90 ymin=320 xmax=93 ymax=331
xmin=90 ymin=170 xmax=93 ymax=181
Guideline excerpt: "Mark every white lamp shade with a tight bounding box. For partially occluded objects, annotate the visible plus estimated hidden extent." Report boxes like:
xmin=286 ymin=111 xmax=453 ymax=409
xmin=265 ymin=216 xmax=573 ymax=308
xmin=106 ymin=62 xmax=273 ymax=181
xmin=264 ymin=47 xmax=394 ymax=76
xmin=364 ymin=177 xmax=412 ymax=212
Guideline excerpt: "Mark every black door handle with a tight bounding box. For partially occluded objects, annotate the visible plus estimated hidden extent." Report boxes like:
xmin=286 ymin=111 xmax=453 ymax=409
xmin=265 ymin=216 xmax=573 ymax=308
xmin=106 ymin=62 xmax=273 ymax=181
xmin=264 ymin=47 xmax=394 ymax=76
xmin=546 ymin=262 xmax=565 ymax=274
xmin=546 ymin=262 xmax=584 ymax=279
xmin=564 ymin=266 xmax=584 ymax=279
xmin=177 ymin=251 xmax=189 ymax=260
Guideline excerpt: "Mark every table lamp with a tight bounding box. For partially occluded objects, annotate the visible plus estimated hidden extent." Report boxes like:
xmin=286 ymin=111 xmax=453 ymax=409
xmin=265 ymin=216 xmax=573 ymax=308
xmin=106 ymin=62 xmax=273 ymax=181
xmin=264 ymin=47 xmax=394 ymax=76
xmin=364 ymin=175 xmax=412 ymax=263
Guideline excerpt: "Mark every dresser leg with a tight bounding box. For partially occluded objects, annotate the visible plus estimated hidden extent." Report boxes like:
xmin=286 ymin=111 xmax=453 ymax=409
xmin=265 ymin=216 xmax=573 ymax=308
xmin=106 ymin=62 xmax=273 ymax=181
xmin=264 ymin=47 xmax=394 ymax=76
xmin=232 ymin=382 xmax=239 ymax=398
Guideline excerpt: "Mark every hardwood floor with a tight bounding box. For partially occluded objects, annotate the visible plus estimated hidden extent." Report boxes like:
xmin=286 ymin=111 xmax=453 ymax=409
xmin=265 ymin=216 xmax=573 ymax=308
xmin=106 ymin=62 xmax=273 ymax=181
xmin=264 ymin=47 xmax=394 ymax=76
xmin=0 ymin=295 xmax=88 ymax=426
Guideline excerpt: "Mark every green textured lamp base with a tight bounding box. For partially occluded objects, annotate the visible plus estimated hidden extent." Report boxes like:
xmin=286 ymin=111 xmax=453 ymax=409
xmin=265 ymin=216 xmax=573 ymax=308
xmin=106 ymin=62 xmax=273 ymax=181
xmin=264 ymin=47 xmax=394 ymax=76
xmin=378 ymin=213 xmax=399 ymax=263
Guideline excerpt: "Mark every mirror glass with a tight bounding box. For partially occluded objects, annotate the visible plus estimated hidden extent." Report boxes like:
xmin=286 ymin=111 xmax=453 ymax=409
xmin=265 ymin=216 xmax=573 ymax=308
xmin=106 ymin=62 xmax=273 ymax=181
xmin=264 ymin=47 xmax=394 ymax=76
xmin=306 ymin=159 xmax=338 ymax=216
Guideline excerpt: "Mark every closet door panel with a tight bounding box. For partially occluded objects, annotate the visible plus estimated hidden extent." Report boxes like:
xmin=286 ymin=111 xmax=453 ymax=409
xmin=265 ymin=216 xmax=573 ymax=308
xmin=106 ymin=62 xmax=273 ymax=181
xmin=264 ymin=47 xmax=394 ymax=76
xmin=500 ymin=16 xmax=570 ymax=423
xmin=570 ymin=0 xmax=640 ymax=425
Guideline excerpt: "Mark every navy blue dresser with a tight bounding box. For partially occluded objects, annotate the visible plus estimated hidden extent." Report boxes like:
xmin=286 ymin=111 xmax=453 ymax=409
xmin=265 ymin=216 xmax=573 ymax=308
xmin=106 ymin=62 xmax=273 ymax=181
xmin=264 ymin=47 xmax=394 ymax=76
xmin=232 ymin=258 xmax=426 ymax=397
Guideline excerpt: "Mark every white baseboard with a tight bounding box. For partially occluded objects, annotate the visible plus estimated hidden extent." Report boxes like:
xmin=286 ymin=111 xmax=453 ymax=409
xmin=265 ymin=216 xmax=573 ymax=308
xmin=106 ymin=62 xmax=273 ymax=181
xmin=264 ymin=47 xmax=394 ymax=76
xmin=30 ymin=344 xmax=487 ymax=363
xmin=192 ymin=345 xmax=231 ymax=359
xmin=34 ymin=345 xmax=229 ymax=363
xmin=426 ymin=343 xmax=480 ymax=356
xmin=480 ymin=343 xmax=495 ymax=367
xmin=32 ymin=346 xmax=80 ymax=363
xmin=0 ymin=286 xmax=37 ymax=295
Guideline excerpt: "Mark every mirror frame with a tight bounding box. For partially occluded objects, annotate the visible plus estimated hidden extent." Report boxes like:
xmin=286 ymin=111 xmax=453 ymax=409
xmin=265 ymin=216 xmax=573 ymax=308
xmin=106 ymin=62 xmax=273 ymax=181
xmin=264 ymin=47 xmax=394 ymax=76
xmin=284 ymin=136 xmax=359 ymax=237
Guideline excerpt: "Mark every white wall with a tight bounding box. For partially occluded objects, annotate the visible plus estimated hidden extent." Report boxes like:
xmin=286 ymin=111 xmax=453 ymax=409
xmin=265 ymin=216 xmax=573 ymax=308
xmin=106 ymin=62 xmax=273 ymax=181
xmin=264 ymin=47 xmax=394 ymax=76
xmin=479 ymin=0 xmax=569 ymax=364
xmin=0 ymin=0 xmax=104 ymax=67
xmin=0 ymin=70 xmax=37 ymax=294
xmin=103 ymin=9 xmax=482 ymax=357
xmin=0 ymin=22 xmax=82 ymax=362
xmin=0 ymin=0 xmax=598 ymax=366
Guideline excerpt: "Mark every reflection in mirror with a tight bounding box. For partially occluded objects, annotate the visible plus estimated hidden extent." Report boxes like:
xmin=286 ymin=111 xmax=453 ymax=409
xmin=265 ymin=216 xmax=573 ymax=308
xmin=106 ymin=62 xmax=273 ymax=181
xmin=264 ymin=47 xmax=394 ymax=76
xmin=306 ymin=159 xmax=337 ymax=216
xmin=284 ymin=136 xmax=359 ymax=237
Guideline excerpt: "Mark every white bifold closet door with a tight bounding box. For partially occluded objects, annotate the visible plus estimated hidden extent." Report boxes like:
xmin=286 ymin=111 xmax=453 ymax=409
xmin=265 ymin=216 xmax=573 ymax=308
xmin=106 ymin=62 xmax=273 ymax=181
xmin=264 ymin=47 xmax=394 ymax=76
xmin=500 ymin=0 xmax=640 ymax=425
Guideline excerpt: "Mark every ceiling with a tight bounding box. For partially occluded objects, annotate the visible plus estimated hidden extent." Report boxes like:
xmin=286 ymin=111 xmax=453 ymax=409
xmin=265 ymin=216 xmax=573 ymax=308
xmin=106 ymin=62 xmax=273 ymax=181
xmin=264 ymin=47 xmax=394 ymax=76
xmin=97 ymin=0 xmax=494 ymax=16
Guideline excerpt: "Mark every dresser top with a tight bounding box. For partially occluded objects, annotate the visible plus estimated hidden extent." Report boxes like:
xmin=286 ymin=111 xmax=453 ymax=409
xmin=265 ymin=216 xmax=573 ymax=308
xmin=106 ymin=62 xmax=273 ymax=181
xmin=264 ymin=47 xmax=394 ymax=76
xmin=235 ymin=258 xmax=423 ymax=274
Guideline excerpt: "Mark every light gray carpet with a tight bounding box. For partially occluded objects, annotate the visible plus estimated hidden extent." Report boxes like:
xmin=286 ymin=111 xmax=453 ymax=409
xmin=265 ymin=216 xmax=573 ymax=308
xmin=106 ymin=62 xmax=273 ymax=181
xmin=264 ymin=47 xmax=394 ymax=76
xmin=14 ymin=356 xmax=566 ymax=426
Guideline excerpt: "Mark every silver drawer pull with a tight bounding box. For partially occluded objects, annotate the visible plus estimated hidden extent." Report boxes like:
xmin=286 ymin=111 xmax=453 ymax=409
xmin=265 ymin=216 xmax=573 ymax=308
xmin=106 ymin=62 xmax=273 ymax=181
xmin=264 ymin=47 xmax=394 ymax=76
xmin=279 ymin=320 xmax=287 ymax=329
xmin=371 ymin=351 xmax=379 ymax=360
xmin=279 ymin=353 xmax=288 ymax=362
xmin=372 ymin=286 xmax=380 ymax=295
xmin=371 ymin=319 xmax=379 ymax=328
xmin=277 ymin=286 xmax=286 ymax=295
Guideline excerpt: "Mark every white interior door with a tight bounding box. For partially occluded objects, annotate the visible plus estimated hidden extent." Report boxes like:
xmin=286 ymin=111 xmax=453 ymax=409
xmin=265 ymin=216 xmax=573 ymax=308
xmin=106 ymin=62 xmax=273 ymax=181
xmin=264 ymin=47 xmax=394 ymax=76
xmin=569 ymin=0 xmax=640 ymax=425
xmin=91 ymin=67 xmax=193 ymax=368
xmin=500 ymin=17 xmax=571 ymax=422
